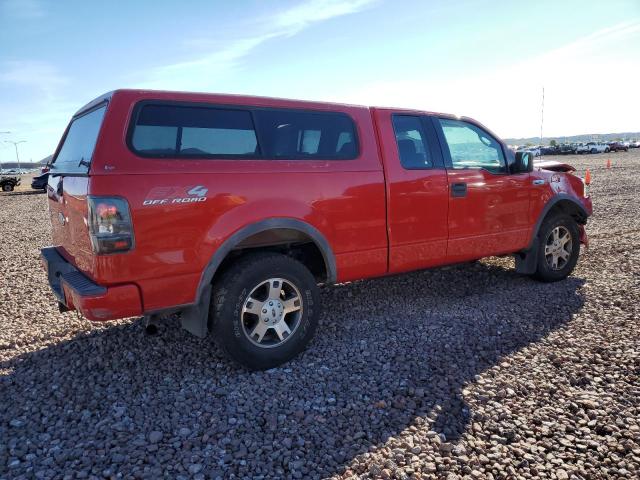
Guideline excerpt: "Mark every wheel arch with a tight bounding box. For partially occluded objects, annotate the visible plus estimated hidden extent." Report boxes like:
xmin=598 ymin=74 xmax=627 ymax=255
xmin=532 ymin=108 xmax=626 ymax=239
xmin=198 ymin=218 xmax=337 ymax=302
xmin=180 ymin=218 xmax=336 ymax=338
xmin=515 ymin=194 xmax=588 ymax=275
xmin=528 ymin=194 xmax=588 ymax=249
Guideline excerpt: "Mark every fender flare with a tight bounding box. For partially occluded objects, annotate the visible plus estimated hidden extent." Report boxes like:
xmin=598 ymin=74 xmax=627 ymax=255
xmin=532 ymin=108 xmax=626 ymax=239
xmin=196 ymin=217 xmax=337 ymax=303
xmin=527 ymin=194 xmax=588 ymax=250
xmin=516 ymin=194 xmax=588 ymax=275
xmin=180 ymin=218 xmax=337 ymax=338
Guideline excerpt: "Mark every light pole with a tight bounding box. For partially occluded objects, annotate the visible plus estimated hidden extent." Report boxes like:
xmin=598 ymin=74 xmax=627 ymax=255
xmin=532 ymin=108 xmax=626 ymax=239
xmin=0 ymin=132 xmax=10 ymax=174
xmin=4 ymin=140 xmax=26 ymax=174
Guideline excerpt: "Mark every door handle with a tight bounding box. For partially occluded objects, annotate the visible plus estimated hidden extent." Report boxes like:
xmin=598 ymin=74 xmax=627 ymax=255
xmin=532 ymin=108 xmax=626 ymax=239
xmin=532 ymin=179 xmax=545 ymax=185
xmin=451 ymin=182 xmax=467 ymax=197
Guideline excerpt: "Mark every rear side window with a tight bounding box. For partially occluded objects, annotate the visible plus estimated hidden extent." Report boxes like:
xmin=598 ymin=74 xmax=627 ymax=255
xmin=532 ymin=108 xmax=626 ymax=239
xmin=392 ymin=115 xmax=432 ymax=169
xmin=51 ymin=105 xmax=107 ymax=174
xmin=129 ymin=103 xmax=358 ymax=160
xmin=253 ymin=109 xmax=357 ymax=159
xmin=131 ymin=105 xmax=258 ymax=157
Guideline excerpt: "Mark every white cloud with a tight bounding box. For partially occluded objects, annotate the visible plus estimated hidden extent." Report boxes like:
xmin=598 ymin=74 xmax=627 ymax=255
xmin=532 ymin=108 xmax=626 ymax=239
xmin=0 ymin=60 xmax=75 ymax=162
xmin=1 ymin=0 xmax=45 ymax=19
xmin=325 ymin=20 xmax=640 ymax=138
xmin=0 ymin=60 xmax=68 ymax=101
xmin=137 ymin=0 xmax=378 ymax=90
xmin=273 ymin=0 xmax=377 ymax=33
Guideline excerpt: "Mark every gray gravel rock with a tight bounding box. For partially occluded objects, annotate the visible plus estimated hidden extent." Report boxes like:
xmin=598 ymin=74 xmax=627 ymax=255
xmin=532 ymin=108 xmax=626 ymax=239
xmin=1 ymin=151 xmax=640 ymax=479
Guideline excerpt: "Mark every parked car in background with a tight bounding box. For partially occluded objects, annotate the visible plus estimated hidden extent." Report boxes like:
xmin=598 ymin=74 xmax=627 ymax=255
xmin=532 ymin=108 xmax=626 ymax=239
xmin=540 ymin=145 xmax=560 ymax=156
xmin=608 ymin=141 xmax=629 ymax=152
xmin=517 ymin=145 xmax=541 ymax=157
xmin=31 ymin=172 xmax=49 ymax=190
xmin=575 ymin=143 xmax=590 ymax=154
xmin=31 ymin=162 xmax=52 ymax=191
xmin=0 ymin=175 xmax=20 ymax=192
xmin=586 ymin=142 xmax=609 ymax=154
xmin=559 ymin=143 xmax=577 ymax=155
xmin=40 ymin=89 xmax=592 ymax=369
xmin=630 ymin=141 xmax=640 ymax=148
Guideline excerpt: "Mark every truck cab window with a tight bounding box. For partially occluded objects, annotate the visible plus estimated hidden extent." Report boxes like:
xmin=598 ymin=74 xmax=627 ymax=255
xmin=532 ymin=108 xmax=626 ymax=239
xmin=392 ymin=115 xmax=432 ymax=169
xmin=438 ymin=119 xmax=505 ymax=174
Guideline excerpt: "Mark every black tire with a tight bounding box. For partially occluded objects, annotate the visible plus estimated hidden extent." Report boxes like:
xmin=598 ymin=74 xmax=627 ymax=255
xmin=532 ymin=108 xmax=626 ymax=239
xmin=211 ymin=252 xmax=320 ymax=370
xmin=532 ymin=214 xmax=580 ymax=282
xmin=2 ymin=183 xmax=14 ymax=192
xmin=590 ymin=148 xmax=597 ymax=154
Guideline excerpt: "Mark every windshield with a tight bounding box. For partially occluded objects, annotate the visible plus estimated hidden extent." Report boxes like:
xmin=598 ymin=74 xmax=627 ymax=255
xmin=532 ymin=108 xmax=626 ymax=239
xmin=51 ymin=104 xmax=107 ymax=174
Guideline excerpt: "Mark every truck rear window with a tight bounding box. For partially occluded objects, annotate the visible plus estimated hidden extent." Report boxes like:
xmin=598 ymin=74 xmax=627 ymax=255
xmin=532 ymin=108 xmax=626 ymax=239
xmin=51 ymin=105 xmax=107 ymax=174
xmin=129 ymin=103 xmax=358 ymax=160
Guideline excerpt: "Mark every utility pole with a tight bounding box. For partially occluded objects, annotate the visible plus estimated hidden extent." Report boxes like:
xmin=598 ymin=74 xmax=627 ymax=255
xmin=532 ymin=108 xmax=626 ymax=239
xmin=4 ymin=140 xmax=26 ymax=174
xmin=540 ymin=87 xmax=545 ymax=147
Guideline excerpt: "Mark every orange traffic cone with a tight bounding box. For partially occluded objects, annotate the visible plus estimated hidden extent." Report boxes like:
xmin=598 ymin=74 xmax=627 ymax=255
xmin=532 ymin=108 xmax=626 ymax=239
xmin=606 ymin=158 xmax=611 ymax=169
xmin=585 ymin=169 xmax=592 ymax=185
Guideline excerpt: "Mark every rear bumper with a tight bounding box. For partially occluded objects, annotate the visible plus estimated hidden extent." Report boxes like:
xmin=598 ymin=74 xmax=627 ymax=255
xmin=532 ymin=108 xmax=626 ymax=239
xmin=40 ymin=247 xmax=142 ymax=321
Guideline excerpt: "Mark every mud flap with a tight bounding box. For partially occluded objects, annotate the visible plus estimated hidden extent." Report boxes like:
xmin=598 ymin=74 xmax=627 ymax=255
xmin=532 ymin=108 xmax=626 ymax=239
xmin=579 ymin=225 xmax=589 ymax=249
xmin=180 ymin=284 xmax=212 ymax=338
xmin=514 ymin=238 xmax=539 ymax=275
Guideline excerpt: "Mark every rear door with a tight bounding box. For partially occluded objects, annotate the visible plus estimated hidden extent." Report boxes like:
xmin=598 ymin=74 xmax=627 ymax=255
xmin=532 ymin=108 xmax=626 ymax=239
xmin=373 ymin=109 xmax=449 ymax=273
xmin=47 ymin=103 xmax=108 ymax=275
xmin=431 ymin=116 xmax=530 ymax=261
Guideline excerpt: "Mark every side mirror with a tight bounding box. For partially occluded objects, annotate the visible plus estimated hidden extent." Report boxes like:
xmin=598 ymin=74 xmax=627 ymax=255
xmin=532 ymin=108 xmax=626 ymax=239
xmin=513 ymin=151 xmax=534 ymax=173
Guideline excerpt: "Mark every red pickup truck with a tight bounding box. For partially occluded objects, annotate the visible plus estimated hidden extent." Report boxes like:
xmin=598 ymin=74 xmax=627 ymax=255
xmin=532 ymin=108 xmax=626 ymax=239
xmin=41 ymin=89 xmax=592 ymax=369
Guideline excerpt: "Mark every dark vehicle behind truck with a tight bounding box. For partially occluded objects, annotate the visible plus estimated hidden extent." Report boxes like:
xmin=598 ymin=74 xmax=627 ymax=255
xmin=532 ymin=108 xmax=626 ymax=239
xmin=0 ymin=175 xmax=20 ymax=192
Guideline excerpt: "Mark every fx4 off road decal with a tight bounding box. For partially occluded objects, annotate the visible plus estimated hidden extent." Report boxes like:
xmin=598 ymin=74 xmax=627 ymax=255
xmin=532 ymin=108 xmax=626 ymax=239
xmin=143 ymin=186 xmax=208 ymax=206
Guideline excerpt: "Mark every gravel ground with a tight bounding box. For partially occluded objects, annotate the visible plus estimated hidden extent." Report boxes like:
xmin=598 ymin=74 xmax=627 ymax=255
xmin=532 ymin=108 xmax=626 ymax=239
xmin=1 ymin=151 xmax=639 ymax=479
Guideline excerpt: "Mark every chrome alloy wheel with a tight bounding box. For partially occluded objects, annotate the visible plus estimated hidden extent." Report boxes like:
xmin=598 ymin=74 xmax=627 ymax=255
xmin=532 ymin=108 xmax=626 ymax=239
xmin=241 ymin=278 xmax=303 ymax=348
xmin=544 ymin=226 xmax=573 ymax=270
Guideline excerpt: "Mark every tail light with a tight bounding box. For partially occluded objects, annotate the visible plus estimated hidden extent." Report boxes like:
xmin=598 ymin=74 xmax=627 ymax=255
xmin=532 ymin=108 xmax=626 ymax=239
xmin=87 ymin=196 xmax=134 ymax=254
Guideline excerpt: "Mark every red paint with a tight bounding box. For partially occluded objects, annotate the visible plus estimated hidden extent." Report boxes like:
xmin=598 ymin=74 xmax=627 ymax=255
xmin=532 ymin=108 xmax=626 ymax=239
xmin=61 ymin=282 xmax=142 ymax=321
xmin=42 ymin=90 xmax=592 ymax=321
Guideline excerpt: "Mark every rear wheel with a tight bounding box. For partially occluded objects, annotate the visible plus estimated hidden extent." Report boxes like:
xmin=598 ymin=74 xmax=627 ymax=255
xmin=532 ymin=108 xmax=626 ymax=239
xmin=532 ymin=214 xmax=580 ymax=282
xmin=211 ymin=252 xmax=320 ymax=370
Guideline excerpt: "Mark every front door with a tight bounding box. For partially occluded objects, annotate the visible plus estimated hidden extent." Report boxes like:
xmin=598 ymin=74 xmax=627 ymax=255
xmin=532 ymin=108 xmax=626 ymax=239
xmin=431 ymin=117 xmax=530 ymax=262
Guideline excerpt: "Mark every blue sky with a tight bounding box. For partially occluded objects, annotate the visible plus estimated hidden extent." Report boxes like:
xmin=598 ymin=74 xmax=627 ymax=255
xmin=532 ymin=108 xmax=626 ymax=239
xmin=1 ymin=0 xmax=639 ymax=163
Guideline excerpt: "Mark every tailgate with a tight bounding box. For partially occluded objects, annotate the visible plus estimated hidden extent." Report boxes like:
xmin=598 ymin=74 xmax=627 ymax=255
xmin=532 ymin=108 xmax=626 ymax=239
xmin=47 ymin=103 xmax=108 ymax=276
xmin=47 ymin=175 xmax=93 ymax=273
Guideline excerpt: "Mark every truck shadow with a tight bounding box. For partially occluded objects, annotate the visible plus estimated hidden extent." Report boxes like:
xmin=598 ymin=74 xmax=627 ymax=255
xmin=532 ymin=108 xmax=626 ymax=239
xmin=0 ymin=189 xmax=45 ymax=197
xmin=0 ymin=262 xmax=585 ymax=478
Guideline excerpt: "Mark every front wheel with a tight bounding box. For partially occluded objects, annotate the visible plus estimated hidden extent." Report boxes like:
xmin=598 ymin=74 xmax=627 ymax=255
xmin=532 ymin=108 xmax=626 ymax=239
xmin=211 ymin=252 xmax=320 ymax=370
xmin=2 ymin=183 xmax=14 ymax=192
xmin=532 ymin=214 xmax=580 ymax=282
